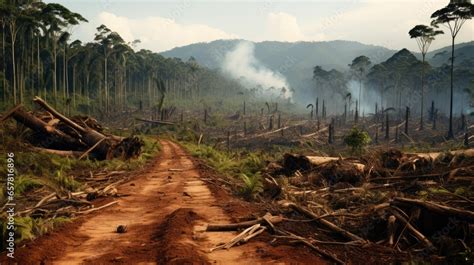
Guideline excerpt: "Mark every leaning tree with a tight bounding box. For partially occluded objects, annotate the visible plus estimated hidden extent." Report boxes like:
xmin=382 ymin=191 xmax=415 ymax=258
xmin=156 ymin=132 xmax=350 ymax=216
xmin=408 ymin=25 xmax=443 ymax=130
xmin=431 ymin=0 xmax=474 ymax=138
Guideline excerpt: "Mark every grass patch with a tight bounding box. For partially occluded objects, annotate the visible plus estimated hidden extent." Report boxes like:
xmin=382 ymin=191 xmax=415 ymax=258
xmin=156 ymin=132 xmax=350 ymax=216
xmin=181 ymin=142 xmax=268 ymax=199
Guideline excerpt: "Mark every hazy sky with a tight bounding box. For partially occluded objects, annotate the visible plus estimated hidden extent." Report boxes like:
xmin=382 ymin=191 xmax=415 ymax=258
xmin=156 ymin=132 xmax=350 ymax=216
xmin=47 ymin=0 xmax=473 ymax=52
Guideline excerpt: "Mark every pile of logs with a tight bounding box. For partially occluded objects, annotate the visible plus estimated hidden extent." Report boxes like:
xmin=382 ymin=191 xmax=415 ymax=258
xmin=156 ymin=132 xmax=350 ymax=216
xmin=1 ymin=97 xmax=144 ymax=160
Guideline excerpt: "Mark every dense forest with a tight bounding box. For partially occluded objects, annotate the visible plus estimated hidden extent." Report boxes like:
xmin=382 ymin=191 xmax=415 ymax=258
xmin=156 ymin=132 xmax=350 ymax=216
xmin=1 ymin=1 xmax=473 ymax=123
xmin=310 ymin=48 xmax=474 ymax=116
xmin=0 ymin=0 xmax=249 ymax=115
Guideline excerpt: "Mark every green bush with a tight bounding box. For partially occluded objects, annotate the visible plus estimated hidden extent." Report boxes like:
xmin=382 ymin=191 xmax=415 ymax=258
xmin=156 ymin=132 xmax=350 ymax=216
xmin=344 ymin=127 xmax=371 ymax=154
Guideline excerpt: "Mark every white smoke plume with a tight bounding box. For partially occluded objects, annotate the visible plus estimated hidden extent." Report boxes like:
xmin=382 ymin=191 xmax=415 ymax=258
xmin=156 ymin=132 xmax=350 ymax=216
xmin=347 ymin=79 xmax=380 ymax=115
xmin=222 ymin=41 xmax=292 ymax=99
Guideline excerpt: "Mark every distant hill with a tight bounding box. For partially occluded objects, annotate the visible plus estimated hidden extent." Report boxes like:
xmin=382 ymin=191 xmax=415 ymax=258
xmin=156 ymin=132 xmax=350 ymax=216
xmin=160 ymin=39 xmax=395 ymax=70
xmin=160 ymin=40 xmax=395 ymax=90
xmin=160 ymin=39 xmax=473 ymax=92
xmin=426 ymin=41 xmax=474 ymax=66
xmin=382 ymin=48 xmax=420 ymax=69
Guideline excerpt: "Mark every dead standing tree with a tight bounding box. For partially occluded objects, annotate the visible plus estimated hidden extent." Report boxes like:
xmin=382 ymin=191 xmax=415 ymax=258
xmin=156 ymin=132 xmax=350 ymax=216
xmin=405 ymin=106 xmax=410 ymax=135
xmin=307 ymin=104 xmax=314 ymax=120
xmin=384 ymin=107 xmax=396 ymax=140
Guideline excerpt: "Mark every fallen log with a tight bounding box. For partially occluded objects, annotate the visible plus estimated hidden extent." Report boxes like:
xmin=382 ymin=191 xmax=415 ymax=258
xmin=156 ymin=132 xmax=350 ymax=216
xmin=33 ymin=97 xmax=143 ymax=160
xmin=409 ymin=149 xmax=474 ymax=161
xmin=135 ymin=117 xmax=175 ymax=126
xmin=33 ymin=97 xmax=112 ymax=158
xmin=280 ymin=201 xmax=365 ymax=242
xmin=206 ymin=212 xmax=283 ymax=231
xmin=283 ymin=154 xmax=365 ymax=172
xmin=274 ymin=229 xmax=345 ymax=265
xmin=390 ymin=208 xmax=434 ymax=248
xmin=210 ymin=224 xmax=266 ymax=252
xmin=2 ymin=105 xmax=81 ymax=148
xmin=32 ymin=147 xmax=82 ymax=158
xmin=391 ymin=197 xmax=474 ymax=222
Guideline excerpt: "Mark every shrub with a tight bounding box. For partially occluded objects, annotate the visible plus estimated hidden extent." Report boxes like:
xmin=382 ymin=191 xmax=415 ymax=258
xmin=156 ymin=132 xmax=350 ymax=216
xmin=344 ymin=127 xmax=371 ymax=154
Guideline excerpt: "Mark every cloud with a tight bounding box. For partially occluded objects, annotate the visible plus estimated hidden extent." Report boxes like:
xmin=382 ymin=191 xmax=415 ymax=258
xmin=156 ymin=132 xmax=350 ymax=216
xmin=265 ymin=12 xmax=306 ymax=42
xmin=97 ymin=12 xmax=238 ymax=52
xmin=307 ymin=0 xmax=474 ymax=51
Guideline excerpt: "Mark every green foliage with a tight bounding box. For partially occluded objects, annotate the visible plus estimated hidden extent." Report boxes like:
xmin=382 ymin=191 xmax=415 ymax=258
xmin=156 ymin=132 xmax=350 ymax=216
xmin=239 ymin=173 xmax=263 ymax=200
xmin=344 ymin=127 xmax=371 ymax=154
xmin=184 ymin=143 xmax=266 ymax=177
xmin=14 ymin=217 xmax=35 ymax=242
xmin=52 ymin=170 xmax=81 ymax=192
xmin=0 ymin=216 xmax=71 ymax=249
xmin=183 ymin=143 xmax=267 ymax=199
xmin=238 ymin=152 xmax=265 ymax=176
xmin=14 ymin=176 xmax=42 ymax=195
xmin=187 ymin=144 xmax=238 ymax=173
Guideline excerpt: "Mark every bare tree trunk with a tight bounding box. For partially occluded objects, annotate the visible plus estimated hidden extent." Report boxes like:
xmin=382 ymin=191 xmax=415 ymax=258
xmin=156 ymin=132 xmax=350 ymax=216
xmin=52 ymin=40 xmax=57 ymax=100
xmin=9 ymin=24 xmax=17 ymax=105
xmin=405 ymin=107 xmax=409 ymax=135
xmin=64 ymin=47 xmax=69 ymax=101
xmin=104 ymin=54 xmax=108 ymax=113
xmin=72 ymin=64 xmax=76 ymax=108
xmin=420 ymin=54 xmax=425 ymax=130
xmin=2 ymin=23 xmax=5 ymax=103
xmin=448 ymin=36 xmax=455 ymax=139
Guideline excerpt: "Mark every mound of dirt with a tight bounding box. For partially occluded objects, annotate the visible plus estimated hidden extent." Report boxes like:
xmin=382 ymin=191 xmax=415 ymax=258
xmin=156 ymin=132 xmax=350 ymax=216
xmin=154 ymin=208 xmax=210 ymax=265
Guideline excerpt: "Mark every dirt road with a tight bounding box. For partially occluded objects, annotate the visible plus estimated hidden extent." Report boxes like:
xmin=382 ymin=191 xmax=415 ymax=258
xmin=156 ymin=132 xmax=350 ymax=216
xmin=11 ymin=140 xmax=324 ymax=264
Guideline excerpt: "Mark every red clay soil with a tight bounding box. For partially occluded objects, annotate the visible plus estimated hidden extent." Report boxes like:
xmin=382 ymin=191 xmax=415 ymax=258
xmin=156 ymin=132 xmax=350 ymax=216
xmin=1 ymin=140 xmax=327 ymax=265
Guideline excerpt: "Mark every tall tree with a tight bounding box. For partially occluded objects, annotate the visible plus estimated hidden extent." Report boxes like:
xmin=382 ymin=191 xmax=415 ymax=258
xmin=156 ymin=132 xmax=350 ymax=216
xmin=94 ymin=24 xmax=124 ymax=112
xmin=409 ymin=25 xmax=443 ymax=130
xmin=0 ymin=2 xmax=25 ymax=104
xmin=349 ymin=56 xmax=371 ymax=113
xmin=40 ymin=3 xmax=86 ymax=102
xmin=431 ymin=0 xmax=474 ymax=138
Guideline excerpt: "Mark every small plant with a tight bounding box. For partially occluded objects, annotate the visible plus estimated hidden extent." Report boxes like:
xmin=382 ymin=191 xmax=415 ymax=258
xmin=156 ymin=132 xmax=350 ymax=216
xmin=53 ymin=169 xmax=81 ymax=191
xmin=344 ymin=127 xmax=371 ymax=154
xmin=239 ymin=152 xmax=265 ymax=176
xmin=239 ymin=172 xmax=263 ymax=200
xmin=15 ymin=176 xmax=42 ymax=195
